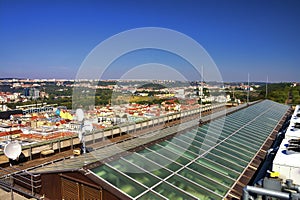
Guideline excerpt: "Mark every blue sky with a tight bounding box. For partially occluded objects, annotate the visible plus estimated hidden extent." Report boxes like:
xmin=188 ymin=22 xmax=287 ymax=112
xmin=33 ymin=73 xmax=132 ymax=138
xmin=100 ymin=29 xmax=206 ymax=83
xmin=0 ymin=0 xmax=299 ymax=82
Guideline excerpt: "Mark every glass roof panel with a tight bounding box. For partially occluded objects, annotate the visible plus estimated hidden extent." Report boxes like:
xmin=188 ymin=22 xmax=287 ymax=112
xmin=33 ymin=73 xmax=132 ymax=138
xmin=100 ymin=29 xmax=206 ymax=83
xmin=153 ymin=182 xmax=197 ymax=200
xmin=187 ymin=162 xmax=235 ymax=186
xmin=137 ymin=191 xmax=166 ymax=200
xmin=88 ymin=100 xmax=289 ymax=199
xmin=166 ymin=175 xmax=222 ymax=200
xmin=204 ymin=153 xmax=245 ymax=172
xmin=195 ymin=158 xmax=240 ymax=179
xmin=139 ymin=148 xmax=182 ymax=171
xmin=108 ymin=159 xmax=160 ymax=187
xmin=92 ymin=164 xmax=147 ymax=198
xmin=123 ymin=153 xmax=172 ymax=179
xmin=178 ymin=168 xmax=229 ymax=196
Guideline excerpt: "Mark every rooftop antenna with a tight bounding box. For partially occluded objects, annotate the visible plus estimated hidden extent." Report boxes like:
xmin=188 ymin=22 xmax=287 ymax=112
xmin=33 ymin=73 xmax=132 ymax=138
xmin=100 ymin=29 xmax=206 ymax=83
xmin=233 ymin=85 xmax=235 ymax=101
xmin=247 ymin=73 xmax=250 ymax=105
xmin=265 ymin=75 xmax=268 ymax=99
xmin=199 ymin=65 xmax=203 ymax=125
xmin=76 ymin=108 xmax=87 ymax=154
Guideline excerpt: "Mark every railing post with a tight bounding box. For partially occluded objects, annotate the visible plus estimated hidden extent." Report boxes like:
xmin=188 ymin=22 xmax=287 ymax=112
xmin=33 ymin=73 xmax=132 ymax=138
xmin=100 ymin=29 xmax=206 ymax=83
xmin=31 ymin=175 xmax=34 ymax=195
xmin=134 ymin=123 xmax=136 ymax=134
xmin=70 ymin=137 xmax=73 ymax=149
xmin=10 ymin=189 xmax=14 ymax=200
xmin=92 ymin=131 xmax=95 ymax=144
xmin=10 ymin=175 xmax=14 ymax=200
xmin=58 ymin=139 xmax=61 ymax=153
xmin=102 ymin=130 xmax=105 ymax=141
xmin=29 ymin=146 xmax=32 ymax=161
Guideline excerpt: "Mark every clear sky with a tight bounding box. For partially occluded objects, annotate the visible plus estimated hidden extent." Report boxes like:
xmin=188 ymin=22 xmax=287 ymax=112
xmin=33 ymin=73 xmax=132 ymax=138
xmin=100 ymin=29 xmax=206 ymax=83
xmin=0 ymin=0 xmax=299 ymax=82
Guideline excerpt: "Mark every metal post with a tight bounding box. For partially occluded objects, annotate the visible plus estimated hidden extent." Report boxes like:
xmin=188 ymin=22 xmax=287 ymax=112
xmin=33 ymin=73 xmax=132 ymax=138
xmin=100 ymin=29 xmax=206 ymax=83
xmin=10 ymin=188 xmax=14 ymax=200
xmin=265 ymin=75 xmax=268 ymax=99
xmin=92 ymin=131 xmax=95 ymax=144
xmin=58 ymin=139 xmax=61 ymax=153
xmin=29 ymin=146 xmax=32 ymax=160
xmin=134 ymin=123 xmax=136 ymax=134
xmin=247 ymin=73 xmax=250 ymax=104
xmin=31 ymin=175 xmax=34 ymax=195
xmin=10 ymin=176 xmax=14 ymax=200
xmin=82 ymin=132 xmax=86 ymax=154
xmin=70 ymin=137 xmax=73 ymax=149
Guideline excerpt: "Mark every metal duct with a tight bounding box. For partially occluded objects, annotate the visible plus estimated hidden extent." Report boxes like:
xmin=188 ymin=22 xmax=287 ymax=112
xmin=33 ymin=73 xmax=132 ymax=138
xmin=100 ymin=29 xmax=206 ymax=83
xmin=242 ymin=185 xmax=290 ymax=200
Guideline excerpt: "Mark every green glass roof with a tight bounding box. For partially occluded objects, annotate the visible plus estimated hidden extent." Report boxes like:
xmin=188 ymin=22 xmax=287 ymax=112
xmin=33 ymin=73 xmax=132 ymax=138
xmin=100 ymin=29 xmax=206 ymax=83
xmin=90 ymin=100 xmax=289 ymax=200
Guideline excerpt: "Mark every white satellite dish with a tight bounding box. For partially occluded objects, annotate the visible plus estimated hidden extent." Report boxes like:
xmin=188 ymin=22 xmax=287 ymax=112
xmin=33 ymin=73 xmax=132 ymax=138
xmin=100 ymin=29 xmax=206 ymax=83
xmin=4 ymin=141 xmax=22 ymax=160
xmin=75 ymin=108 xmax=84 ymax=122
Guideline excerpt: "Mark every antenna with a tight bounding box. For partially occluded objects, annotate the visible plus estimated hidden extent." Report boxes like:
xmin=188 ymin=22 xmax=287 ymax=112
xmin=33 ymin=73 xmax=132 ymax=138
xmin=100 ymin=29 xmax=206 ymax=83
xmin=266 ymin=75 xmax=268 ymax=99
xmin=247 ymin=73 xmax=250 ymax=104
xmin=75 ymin=108 xmax=86 ymax=154
xmin=4 ymin=141 xmax=22 ymax=160
xmin=200 ymin=65 xmax=203 ymax=119
xmin=233 ymin=85 xmax=235 ymax=101
xmin=198 ymin=65 xmax=204 ymax=125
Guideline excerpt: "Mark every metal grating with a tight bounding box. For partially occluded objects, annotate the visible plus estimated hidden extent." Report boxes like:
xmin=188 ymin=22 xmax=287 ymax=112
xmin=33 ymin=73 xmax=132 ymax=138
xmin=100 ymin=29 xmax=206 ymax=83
xmin=89 ymin=100 xmax=290 ymax=200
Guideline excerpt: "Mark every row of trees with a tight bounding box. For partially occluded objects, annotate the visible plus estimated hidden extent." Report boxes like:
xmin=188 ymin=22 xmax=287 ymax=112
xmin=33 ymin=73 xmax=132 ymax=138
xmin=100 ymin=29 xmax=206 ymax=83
xmin=226 ymin=83 xmax=300 ymax=105
xmin=4 ymin=82 xmax=300 ymax=110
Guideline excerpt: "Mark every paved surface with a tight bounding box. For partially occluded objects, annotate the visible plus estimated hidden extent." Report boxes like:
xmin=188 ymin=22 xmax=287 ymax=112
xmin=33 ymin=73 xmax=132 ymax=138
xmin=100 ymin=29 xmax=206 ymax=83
xmin=0 ymin=188 xmax=29 ymax=200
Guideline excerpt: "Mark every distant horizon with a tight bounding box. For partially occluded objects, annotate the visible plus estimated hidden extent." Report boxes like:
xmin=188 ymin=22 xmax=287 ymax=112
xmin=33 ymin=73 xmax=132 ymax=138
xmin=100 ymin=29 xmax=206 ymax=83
xmin=0 ymin=77 xmax=297 ymax=84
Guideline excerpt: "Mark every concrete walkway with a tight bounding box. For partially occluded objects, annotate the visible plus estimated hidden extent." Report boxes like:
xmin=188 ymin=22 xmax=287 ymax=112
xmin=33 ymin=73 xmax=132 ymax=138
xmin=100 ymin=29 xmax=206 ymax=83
xmin=0 ymin=188 xmax=29 ymax=200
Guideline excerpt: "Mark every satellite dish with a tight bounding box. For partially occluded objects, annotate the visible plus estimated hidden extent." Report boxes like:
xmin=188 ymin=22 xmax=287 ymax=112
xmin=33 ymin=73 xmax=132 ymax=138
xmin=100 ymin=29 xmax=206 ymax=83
xmin=75 ymin=109 xmax=84 ymax=122
xmin=4 ymin=141 xmax=22 ymax=160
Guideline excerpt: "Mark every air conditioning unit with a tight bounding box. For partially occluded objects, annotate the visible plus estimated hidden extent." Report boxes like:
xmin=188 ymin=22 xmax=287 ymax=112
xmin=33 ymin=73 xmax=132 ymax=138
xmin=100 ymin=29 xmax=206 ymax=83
xmin=272 ymin=138 xmax=300 ymax=185
xmin=285 ymin=122 xmax=300 ymax=139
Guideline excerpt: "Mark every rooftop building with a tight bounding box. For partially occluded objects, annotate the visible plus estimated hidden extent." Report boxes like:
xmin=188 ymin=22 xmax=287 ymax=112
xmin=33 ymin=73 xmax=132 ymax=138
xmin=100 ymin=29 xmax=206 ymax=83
xmin=0 ymin=100 xmax=291 ymax=200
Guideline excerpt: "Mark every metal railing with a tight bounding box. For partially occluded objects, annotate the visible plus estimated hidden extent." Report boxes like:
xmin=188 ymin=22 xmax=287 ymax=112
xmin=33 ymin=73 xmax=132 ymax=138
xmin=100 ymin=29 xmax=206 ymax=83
xmin=0 ymin=166 xmax=42 ymax=199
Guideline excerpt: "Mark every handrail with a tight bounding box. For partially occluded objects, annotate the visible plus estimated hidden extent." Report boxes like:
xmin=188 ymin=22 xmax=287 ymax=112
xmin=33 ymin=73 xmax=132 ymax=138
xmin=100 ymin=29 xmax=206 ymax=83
xmin=4 ymin=176 xmax=41 ymax=190
xmin=18 ymin=156 xmax=68 ymax=173
xmin=9 ymin=166 xmax=41 ymax=177
xmin=1 ymin=103 xmax=230 ymax=173
xmin=0 ymin=180 xmax=41 ymax=200
xmin=0 ymin=167 xmax=41 ymax=182
xmin=0 ymin=103 xmax=226 ymax=156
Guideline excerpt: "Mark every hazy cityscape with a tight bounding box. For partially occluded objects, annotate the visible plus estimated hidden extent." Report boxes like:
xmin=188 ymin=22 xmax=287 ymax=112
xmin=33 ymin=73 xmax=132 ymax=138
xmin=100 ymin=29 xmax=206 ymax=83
xmin=1 ymin=0 xmax=300 ymax=200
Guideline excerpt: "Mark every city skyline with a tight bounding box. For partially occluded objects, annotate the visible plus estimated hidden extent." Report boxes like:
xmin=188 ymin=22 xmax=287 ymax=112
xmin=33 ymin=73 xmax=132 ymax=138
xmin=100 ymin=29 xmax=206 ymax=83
xmin=0 ymin=0 xmax=300 ymax=82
